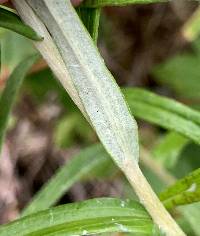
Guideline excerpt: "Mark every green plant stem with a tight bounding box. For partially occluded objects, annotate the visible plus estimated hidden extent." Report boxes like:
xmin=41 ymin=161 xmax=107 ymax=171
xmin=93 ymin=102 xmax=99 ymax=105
xmin=122 ymin=161 xmax=186 ymax=236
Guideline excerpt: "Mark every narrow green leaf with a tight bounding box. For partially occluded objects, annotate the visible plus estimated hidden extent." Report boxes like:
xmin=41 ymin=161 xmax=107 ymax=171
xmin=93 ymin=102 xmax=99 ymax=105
xmin=22 ymin=144 xmax=111 ymax=216
xmin=124 ymin=88 xmax=200 ymax=145
xmin=0 ymin=54 xmax=39 ymax=152
xmin=0 ymin=198 xmax=154 ymax=236
xmin=82 ymin=0 xmax=167 ymax=8
xmin=0 ymin=6 xmax=43 ymax=41
xmin=77 ymin=7 xmax=101 ymax=43
xmin=124 ymin=88 xmax=200 ymax=126
xmin=160 ymin=168 xmax=200 ymax=209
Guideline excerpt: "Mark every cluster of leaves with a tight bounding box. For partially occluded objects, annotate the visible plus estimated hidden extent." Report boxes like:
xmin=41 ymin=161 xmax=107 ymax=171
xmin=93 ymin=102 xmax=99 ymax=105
xmin=0 ymin=0 xmax=200 ymax=235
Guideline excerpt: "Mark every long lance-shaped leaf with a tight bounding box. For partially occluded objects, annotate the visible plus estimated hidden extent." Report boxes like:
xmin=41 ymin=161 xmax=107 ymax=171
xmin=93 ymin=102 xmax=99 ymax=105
xmin=0 ymin=54 xmax=39 ymax=152
xmin=123 ymin=88 xmax=200 ymax=144
xmin=22 ymin=144 xmax=111 ymax=216
xmin=82 ymin=0 xmax=167 ymax=8
xmin=14 ymin=0 xmax=185 ymax=235
xmin=0 ymin=198 xmax=154 ymax=236
xmin=0 ymin=6 xmax=42 ymax=40
xmin=160 ymin=168 xmax=200 ymax=209
xmin=26 ymin=0 xmax=139 ymax=180
xmin=124 ymin=88 xmax=200 ymax=126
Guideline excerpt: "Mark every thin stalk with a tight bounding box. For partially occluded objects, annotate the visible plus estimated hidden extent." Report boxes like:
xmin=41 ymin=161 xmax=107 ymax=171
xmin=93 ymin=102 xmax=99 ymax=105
xmin=122 ymin=161 xmax=186 ymax=236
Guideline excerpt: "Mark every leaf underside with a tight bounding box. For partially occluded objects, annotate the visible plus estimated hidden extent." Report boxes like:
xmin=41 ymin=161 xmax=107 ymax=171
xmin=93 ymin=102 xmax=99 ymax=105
xmin=27 ymin=0 xmax=139 ymax=170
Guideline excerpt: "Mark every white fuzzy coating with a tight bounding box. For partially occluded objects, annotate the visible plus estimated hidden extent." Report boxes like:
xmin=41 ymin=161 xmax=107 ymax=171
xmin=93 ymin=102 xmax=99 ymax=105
xmin=25 ymin=0 xmax=139 ymax=167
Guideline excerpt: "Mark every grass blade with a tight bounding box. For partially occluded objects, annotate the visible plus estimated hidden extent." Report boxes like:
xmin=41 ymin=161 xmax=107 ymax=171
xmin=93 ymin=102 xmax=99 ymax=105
xmin=160 ymin=168 xmax=200 ymax=209
xmin=124 ymin=88 xmax=200 ymax=144
xmin=0 ymin=198 xmax=154 ymax=236
xmin=82 ymin=0 xmax=167 ymax=8
xmin=22 ymin=144 xmax=111 ymax=216
xmin=0 ymin=54 xmax=39 ymax=152
xmin=124 ymin=88 xmax=200 ymax=126
xmin=0 ymin=6 xmax=42 ymax=41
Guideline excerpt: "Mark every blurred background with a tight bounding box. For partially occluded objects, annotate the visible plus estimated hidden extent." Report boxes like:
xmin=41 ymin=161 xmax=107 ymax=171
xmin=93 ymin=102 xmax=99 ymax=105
xmin=0 ymin=0 xmax=200 ymax=235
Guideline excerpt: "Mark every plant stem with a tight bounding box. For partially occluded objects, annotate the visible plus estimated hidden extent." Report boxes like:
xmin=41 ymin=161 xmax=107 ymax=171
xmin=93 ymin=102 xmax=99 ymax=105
xmin=122 ymin=160 xmax=186 ymax=236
